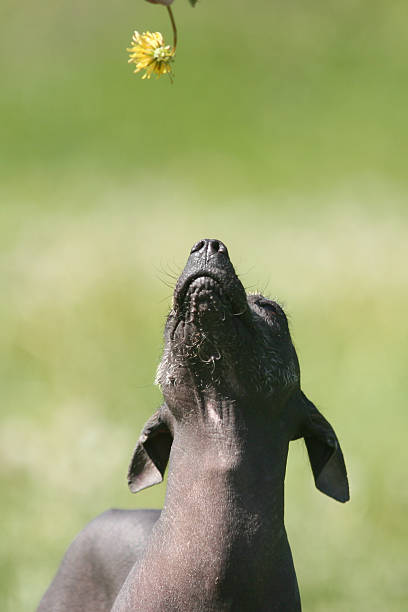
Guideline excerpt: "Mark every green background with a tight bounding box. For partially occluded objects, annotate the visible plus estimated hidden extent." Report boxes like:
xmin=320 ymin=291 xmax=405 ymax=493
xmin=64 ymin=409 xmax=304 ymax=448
xmin=1 ymin=1 xmax=407 ymax=610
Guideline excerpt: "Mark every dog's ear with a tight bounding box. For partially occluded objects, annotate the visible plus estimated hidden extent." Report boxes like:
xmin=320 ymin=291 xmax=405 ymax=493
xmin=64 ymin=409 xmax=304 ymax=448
xmin=292 ymin=391 xmax=350 ymax=503
xmin=128 ymin=406 xmax=173 ymax=493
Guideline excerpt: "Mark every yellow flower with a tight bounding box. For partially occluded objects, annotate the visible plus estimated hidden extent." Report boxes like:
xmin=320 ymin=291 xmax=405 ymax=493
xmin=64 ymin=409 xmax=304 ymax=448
xmin=127 ymin=31 xmax=175 ymax=80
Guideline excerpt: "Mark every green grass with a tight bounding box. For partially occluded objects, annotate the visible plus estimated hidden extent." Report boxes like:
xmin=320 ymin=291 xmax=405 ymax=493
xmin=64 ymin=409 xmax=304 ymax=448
xmin=1 ymin=1 xmax=407 ymax=610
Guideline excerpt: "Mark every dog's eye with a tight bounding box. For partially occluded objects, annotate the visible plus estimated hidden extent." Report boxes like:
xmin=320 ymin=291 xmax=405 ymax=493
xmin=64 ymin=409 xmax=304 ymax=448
xmin=256 ymin=300 xmax=277 ymax=314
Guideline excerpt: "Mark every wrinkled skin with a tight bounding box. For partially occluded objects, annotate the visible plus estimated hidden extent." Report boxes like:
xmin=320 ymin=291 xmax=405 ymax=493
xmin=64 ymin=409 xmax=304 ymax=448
xmin=156 ymin=239 xmax=299 ymax=399
xmin=37 ymin=239 xmax=349 ymax=612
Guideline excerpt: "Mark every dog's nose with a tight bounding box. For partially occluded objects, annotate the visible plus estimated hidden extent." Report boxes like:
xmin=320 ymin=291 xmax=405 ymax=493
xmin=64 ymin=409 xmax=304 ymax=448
xmin=190 ymin=239 xmax=229 ymax=259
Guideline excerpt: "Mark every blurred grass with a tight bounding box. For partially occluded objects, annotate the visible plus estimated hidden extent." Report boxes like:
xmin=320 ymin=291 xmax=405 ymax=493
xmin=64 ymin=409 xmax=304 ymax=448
xmin=0 ymin=1 xmax=407 ymax=611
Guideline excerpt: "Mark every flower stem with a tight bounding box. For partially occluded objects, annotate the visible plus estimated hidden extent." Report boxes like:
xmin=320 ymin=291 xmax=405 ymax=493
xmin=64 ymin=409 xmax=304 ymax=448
xmin=167 ymin=6 xmax=178 ymax=51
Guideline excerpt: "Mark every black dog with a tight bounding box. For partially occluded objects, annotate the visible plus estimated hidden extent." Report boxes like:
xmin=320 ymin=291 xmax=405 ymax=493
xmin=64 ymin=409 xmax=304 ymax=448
xmin=38 ymin=239 xmax=349 ymax=612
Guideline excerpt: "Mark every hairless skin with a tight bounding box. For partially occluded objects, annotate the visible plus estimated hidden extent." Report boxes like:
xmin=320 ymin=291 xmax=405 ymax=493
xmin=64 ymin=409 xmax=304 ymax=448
xmin=37 ymin=239 xmax=349 ymax=612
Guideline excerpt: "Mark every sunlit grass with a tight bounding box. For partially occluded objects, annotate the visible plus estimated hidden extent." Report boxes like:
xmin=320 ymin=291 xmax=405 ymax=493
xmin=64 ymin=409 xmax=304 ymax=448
xmin=1 ymin=181 xmax=407 ymax=610
xmin=2 ymin=2 xmax=408 ymax=198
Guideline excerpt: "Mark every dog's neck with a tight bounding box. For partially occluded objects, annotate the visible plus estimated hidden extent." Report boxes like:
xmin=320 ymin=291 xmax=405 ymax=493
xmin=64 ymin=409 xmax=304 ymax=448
xmin=112 ymin=392 xmax=300 ymax=612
